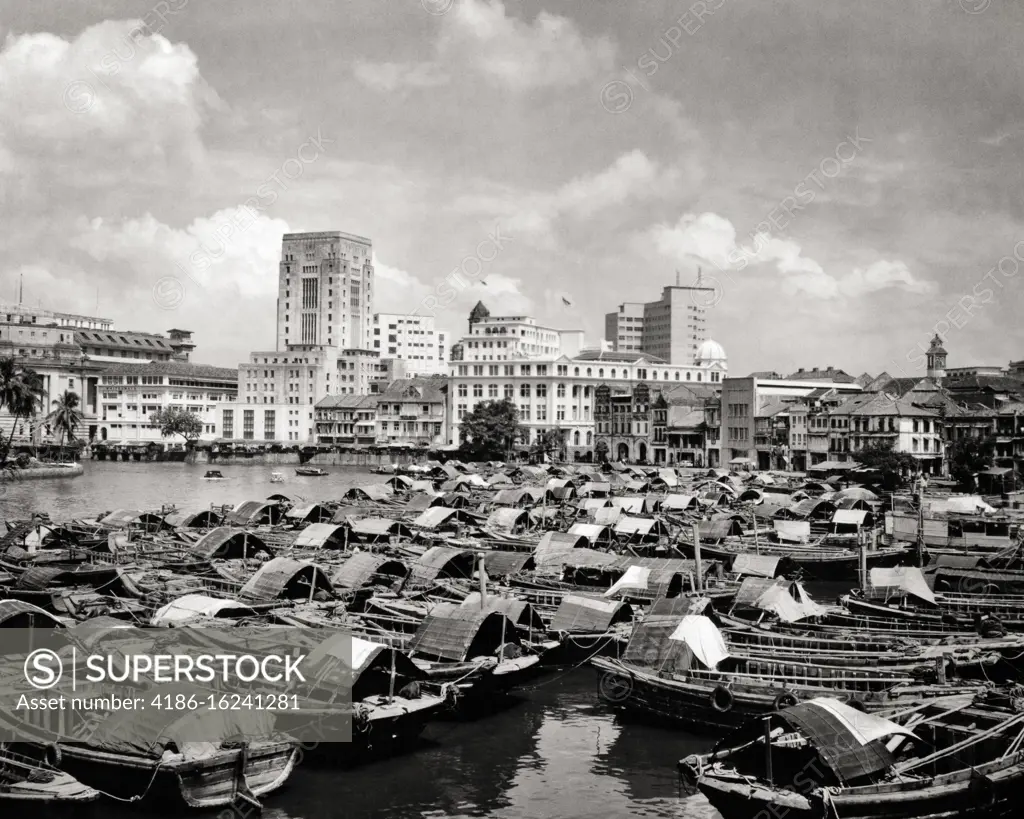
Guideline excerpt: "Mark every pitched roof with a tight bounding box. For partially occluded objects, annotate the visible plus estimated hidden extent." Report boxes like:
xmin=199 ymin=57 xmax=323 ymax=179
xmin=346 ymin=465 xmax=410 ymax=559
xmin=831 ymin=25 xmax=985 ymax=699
xmin=786 ymin=367 xmax=856 ymax=383
xmin=94 ymin=360 xmax=236 ymax=380
xmin=376 ymin=377 xmax=445 ymax=403
xmin=315 ymin=394 xmax=380 ymax=409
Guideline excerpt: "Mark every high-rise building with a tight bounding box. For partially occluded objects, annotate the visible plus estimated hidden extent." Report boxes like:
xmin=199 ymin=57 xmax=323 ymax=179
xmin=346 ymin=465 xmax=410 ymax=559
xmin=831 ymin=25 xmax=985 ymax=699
xmin=372 ymin=313 xmax=449 ymax=375
xmin=229 ymin=230 xmax=377 ymax=442
xmin=604 ymin=283 xmax=714 ymax=364
xmin=276 ymin=231 xmax=374 ymax=351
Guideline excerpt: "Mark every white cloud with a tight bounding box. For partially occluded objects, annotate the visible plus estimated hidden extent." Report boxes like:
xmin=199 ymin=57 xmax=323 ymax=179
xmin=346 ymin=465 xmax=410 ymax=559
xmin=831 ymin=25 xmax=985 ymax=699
xmin=441 ymin=0 xmax=616 ymax=91
xmin=455 ymin=150 xmax=676 ymax=242
xmin=649 ymin=211 xmax=932 ymax=299
xmin=0 ymin=22 xmax=219 ymax=187
xmin=352 ymin=60 xmax=449 ymax=92
xmin=355 ymin=0 xmax=615 ymax=94
xmin=70 ymin=208 xmax=290 ymax=300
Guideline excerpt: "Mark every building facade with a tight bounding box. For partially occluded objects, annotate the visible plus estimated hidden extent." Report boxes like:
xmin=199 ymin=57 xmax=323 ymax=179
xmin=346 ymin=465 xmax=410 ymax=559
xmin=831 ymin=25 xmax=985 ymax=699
xmin=373 ymin=377 xmax=446 ymax=447
xmin=276 ymin=231 xmax=374 ymax=351
xmin=372 ymin=313 xmax=449 ymax=376
xmin=459 ymin=303 xmax=585 ymax=362
xmin=235 ymin=229 xmax=380 ymax=442
xmin=96 ymin=361 xmax=237 ymax=444
xmin=450 ymin=348 xmax=727 ymax=458
xmin=604 ymin=283 xmax=714 ymax=364
xmin=721 ymin=376 xmax=863 ymax=467
xmin=314 ymin=395 xmax=379 ymax=446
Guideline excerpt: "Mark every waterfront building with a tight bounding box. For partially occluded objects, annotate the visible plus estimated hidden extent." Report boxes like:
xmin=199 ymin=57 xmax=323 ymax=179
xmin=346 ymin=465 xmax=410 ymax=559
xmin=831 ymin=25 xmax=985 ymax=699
xmin=338 ymin=349 xmax=408 ymax=395
xmin=594 ymin=381 xmax=720 ymax=465
xmin=450 ymin=346 xmax=727 ymax=459
xmin=373 ymin=377 xmax=446 ymax=447
xmin=95 ymin=360 xmax=237 ymax=445
xmin=372 ymin=313 xmax=449 ymax=376
xmin=0 ymin=303 xmax=204 ymax=444
xmin=232 ymin=230 xmax=379 ymax=442
xmin=313 ymin=395 xmax=380 ymax=446
xmin=720 ymin=374 xmax=862 ymax=468
xmin=604 ymin=281 xmax=715 ymax=365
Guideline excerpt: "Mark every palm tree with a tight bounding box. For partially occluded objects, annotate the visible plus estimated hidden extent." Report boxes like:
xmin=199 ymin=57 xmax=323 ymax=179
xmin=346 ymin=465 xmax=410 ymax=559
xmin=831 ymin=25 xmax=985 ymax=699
xmin=0 ymin=358 xmax=45 ymax=468
xmin=47 ymin=390 xmax=83 ymax=458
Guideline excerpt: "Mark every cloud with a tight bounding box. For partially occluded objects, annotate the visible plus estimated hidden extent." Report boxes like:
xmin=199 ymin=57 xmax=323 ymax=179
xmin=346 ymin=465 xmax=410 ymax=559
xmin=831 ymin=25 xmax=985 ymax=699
xmin=355 ymin=0 xmax=615 ymax=94
xmin=372 ymin=254 xmax=532 ymax=322
xmin=352 ymin=60 xmax=449 ymax=92
xmin=440 ymin=0 xmax=616 ymax=91
xmin=69 ymin=208 xmax=290 ymax=300
xmin=649 ymin=211 xmax=933 ymax=299
xmin=0 ymin=21 xmax=219 ymax=188
xmin=455 ymin=150 xmax=677 ymax=242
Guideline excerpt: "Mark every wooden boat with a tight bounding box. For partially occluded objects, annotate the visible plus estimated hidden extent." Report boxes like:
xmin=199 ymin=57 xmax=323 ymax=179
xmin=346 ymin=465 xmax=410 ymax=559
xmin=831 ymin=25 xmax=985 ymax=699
xmin=679 ymin=692 xmax=1024 ymax=819
xmin=202 ymin=470 xmax=225 ymax=480
xmin=295 ymin=467 xmax=328 ymax=477
xmin=0 ymin=748 xmax=99 ymax=805
xmin=57 ymin=702 xmax=298 ymax=810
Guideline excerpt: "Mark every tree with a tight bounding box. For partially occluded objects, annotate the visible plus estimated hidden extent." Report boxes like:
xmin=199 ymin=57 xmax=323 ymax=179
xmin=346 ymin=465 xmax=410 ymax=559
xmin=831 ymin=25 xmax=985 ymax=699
xmin=947 ymin=435 xmax=995 ymax=491
xmin=854 ymin=440 xmax=917 ymax=489
xmin=0 ymin=357 xmax=45 ymax=468
xmin=150 ymin=407 xmax=204 ymax=445
xmin=533 ymin=427 xmax=568 ymax=462
xmin=47 ymin=390 xmax=83 ymax=450
xmin=459 ymin=399 xmax=520 ymax=459
xmin=594 ymin=439 xmax=609 ymax=463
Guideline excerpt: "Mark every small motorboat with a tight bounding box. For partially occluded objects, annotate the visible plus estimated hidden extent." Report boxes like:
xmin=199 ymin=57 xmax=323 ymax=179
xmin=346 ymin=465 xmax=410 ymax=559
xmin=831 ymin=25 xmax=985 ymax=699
xmin=202 ymin=470 xmax=225 ymax=480
xmin=295 ymin=467 xmax=328 ymax=477
xmin=269 ymin=472 xmax=285 ymax=483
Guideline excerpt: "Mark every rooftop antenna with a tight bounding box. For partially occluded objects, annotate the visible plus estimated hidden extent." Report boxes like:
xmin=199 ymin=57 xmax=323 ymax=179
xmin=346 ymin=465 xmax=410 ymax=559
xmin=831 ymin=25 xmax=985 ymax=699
xmin=675 ymin=269 xmax=680 ymax=287
xmin=18 ymin=274 xmax=22 ymax=305
xmin=696 ymin=266 xmax=703 ymax=287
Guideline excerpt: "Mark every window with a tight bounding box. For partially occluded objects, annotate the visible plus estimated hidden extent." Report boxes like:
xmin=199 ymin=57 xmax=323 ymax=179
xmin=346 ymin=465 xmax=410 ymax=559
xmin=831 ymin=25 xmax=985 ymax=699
xmin=536 ymin=384 xmax=548 ymax=398
xmin=520 ymin=384 xmax=531 ymax=398
xmin=458 ymin=384 xmax=467 ymax=397
xmin=504 ymin=384 xmax=514 ymax=400
xmin=488 ymin=384 xmax=498 ymax=398
xmin=263 ymin=410 xmax=275 ymax=440
xmin=222 ymin=409 xmax=234 ymax=438
xmin=473 ymin=384 xmax=483 ymax=398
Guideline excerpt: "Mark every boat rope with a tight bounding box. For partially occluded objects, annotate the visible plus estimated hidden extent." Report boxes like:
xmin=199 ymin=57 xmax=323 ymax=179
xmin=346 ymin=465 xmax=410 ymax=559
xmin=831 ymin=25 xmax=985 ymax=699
xmin=897 ymin=710 xmax=1024 ymax=773
xmin=87 ymin=757 xmax=168 ymax=803
xmin=819 ymin=786 xmax=842 ymax=819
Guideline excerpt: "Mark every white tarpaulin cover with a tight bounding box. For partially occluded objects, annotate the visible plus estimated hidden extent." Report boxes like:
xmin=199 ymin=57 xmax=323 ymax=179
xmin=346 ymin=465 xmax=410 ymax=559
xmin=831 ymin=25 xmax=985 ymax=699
xmin=774 ymin=520 xmax=811 ymax=543
xmin=151 ymin=594 xmax=251 ymax=626
xmin=928 ymin=496 xmax=995 ymax=515
xmin=756 ymin=582 xmax=827 ymax=622
xmin=604 ymin=565 xmax=651 ymax=597
xmin=869 ymin=566 xmax=936 ymax=606
xmin=668 ymin=615 xmax=729 ymax=669
xmin=806 ymin=697 xmax=919 ymax=744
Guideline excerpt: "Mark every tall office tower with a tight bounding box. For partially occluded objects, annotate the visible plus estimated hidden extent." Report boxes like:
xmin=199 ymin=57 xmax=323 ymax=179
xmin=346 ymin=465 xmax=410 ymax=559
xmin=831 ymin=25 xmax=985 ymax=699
xmin=276 ymin=231 xmax=374 ymax=351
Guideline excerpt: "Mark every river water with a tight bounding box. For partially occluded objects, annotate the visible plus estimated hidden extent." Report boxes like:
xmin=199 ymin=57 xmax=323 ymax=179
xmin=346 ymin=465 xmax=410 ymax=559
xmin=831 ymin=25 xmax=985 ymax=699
xmin=7 ymin=462 xmax=722 ymax=819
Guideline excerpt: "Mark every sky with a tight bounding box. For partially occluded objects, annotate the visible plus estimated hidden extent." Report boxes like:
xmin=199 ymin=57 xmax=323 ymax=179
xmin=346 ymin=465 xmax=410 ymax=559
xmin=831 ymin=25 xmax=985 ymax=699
xmin=2 ymin=0 xmax=1024 ymax=380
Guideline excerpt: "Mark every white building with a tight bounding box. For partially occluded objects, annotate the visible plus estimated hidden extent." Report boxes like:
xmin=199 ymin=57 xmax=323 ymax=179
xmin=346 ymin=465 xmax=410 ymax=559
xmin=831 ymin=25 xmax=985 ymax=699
xmin=458 ymin=302 xmax=585 ymax=362
xmin=95 ymin=361 xmax=237 ymax=444
xmin=449 ymin=349 xmax=727 ymax=455
xmin=372 ymin=313 xmax=449 ymax=375
xmin=232 ymin=229 xmax=380 ymax=442
xmin=276 ymin=231 xmax=374 ymax=351
xmin=604 ymin=283 xmax=713 ymax=365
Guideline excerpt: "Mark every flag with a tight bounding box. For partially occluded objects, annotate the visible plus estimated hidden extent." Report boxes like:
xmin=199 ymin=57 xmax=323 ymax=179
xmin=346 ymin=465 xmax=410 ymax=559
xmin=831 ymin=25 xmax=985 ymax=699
xmin=561 ymin=296 xmax=572 ymax=307
xmin=480 ymin=279 xmax=488 ymax=286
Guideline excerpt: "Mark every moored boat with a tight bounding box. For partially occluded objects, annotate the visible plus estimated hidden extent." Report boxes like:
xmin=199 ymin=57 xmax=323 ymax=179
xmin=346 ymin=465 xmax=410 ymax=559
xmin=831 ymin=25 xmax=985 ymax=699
xmin=679 ymin=691 xmax=1024 ymax=819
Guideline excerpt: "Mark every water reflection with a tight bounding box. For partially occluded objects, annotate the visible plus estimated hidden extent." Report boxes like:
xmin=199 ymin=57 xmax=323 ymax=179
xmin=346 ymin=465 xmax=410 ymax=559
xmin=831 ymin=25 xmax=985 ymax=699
xmin=0 ymin=461 xmax=381 ymax=521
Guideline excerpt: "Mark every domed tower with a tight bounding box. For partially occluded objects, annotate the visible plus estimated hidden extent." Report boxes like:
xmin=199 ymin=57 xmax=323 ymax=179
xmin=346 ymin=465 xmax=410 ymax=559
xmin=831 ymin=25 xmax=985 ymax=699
xmin=694 ymin=339 xmax=727 ymax=367
xmin=468 ymin=301 xmax=490 ymax=332
xmin=926 ymin=334 xmax=947 ymax=379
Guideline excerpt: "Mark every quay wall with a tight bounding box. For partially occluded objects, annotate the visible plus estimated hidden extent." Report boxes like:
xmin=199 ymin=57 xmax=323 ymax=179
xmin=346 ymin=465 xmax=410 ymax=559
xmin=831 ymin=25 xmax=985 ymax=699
xmin=184 ymin=450 xmax=429 ymax=467
xmin=0 ymin=463 xmax=84 ymax=481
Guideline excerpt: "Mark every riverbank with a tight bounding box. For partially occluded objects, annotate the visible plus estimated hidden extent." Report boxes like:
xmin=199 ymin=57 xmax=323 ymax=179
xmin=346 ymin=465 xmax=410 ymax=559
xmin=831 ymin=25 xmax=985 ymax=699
xmin=185 ymin=450 xmax=431 ymax=467
xmin=0 ymin=462 xmax=84 ymax=481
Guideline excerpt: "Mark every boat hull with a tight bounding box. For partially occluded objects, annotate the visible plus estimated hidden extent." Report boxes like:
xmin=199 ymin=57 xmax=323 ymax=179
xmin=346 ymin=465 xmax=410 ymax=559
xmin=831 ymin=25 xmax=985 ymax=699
xmin=58 ymin=741 xmax=297 ymax=810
